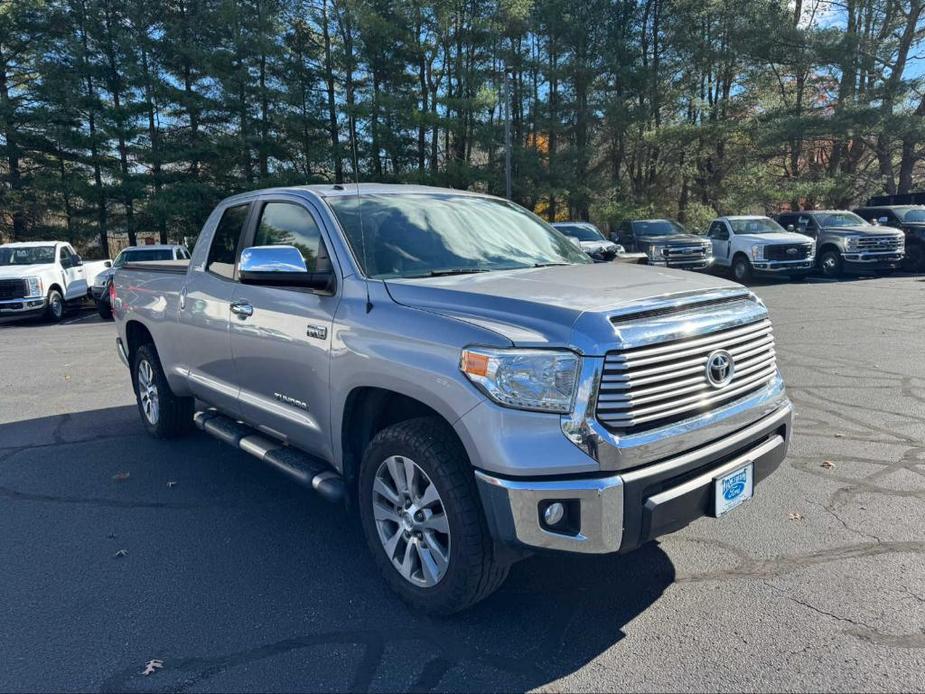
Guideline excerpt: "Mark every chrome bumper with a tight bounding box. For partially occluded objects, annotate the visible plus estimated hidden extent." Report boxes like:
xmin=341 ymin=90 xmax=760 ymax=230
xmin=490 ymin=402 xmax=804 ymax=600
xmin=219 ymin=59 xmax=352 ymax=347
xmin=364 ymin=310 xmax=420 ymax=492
xmin=842 ymin=252 xmax=903 ymax=264
xmin=648 ymin=258 xmax=714 ymax=270
xmin=476 ymin=402 xmax=791 ymax=554
xmin=0 ymin=296 xmax=46 ymax=313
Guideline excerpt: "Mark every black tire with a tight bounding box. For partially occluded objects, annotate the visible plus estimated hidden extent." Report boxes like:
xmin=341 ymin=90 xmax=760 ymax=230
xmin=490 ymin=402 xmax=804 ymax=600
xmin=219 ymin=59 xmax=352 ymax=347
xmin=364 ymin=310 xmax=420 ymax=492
xmin=131 ymin=343 xmax=194 ymax=438
xmin=732 ymin=255 xmax=752 ymax=282
xmin=96 ymin=299 xmax=113 ymax=320
xmin=819 ymin=249 xmax=843 ymax=278
xmin=45 ymin=289 xmax=65 ymax=323
xmin=902 ymin=244 xmax=923 ymax=272
xmin=358 ymin=417 xmax=509 ymax=615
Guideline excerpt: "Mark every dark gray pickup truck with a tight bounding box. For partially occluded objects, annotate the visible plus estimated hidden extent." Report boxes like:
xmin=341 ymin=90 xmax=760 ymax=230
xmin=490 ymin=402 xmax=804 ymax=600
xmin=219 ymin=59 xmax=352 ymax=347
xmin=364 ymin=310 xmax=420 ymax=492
xmin=112 ymin=184 xmax=792 ymax=614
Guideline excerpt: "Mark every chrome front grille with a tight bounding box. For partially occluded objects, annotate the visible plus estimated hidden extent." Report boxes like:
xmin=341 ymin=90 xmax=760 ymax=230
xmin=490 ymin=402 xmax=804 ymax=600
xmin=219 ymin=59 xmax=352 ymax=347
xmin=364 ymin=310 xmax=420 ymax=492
xmin=662 ymin=244 xmax=709 ymax=259
xmin=596 ymin=319 xmax=777 ymax=432
xmin=856 ymin=235 xmax=902 ymax=251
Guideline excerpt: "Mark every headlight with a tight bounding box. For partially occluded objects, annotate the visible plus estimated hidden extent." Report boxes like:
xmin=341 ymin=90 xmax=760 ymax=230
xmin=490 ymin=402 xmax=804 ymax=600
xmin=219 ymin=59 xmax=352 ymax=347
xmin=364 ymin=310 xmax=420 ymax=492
xmin=647 ymin=245 xmax=663 ymax=260
xmin=460 ymin=348 xmax=580 ymax=413
xmin=702 ymin=242 xmax=713 ymax=255
xmin=845 ymin=237 xmax=858 ymax=251
xmin=750 ymin=245 xmax=764 ymax=260
xmin=614 ymin=244 xmax=625 ymax=254
xmin=25 ymin=276 xmax=42 ymax=297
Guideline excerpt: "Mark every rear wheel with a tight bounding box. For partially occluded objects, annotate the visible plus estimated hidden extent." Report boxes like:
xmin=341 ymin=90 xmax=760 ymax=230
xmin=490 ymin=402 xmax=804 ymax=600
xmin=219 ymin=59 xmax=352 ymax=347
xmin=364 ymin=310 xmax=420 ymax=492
xmin=132 ymin=343 xmax=193 ymax=438
xmin=96 ymin=298 xmax=112 ymax=320
xmin=358 ymin=417 xmax=509 ymax=615
xmin=732 ymin=255 xmax=752 ymax=282
xmin=819 ymin=249 xmax=843 ymax=277
xmin=45 ymin=289 xmax=64 ymax=323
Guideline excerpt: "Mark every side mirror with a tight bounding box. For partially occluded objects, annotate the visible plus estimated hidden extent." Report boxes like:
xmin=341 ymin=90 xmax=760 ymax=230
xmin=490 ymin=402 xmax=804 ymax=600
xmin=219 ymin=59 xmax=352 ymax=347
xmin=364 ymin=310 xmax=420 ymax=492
xmin=75 ymin=255 xmax=83 ymax=266
xmin=786 ymin=224 xmax=795 ymax=231
xmin=239 ymin=245 xmax=334 ymax=292
xmin=104 ymin=260 xmax=112 ymax=268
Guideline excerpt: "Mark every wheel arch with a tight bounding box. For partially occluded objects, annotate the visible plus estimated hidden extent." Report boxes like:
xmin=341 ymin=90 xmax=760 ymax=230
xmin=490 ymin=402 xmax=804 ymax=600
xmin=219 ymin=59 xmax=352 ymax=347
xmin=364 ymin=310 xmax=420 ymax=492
xmin=340 ymin=386 xmax=464 ymax=503
xmin=124 ymin=320 xmax=154 ymax=364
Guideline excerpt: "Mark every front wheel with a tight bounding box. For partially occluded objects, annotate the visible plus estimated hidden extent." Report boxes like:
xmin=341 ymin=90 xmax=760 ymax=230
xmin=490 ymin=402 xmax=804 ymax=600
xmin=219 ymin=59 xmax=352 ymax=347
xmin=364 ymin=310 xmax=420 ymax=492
xmin=132 ymin=343 xmax=194 ymax=438
xmin=45 ymin=289 xmax=65 ymax=323
xmin=819 ymin=249 xmax=843 ymax=278
xmin=358 ymin=417 xmax=509 ymax=615
xmin=732 ymin=256 xmax=752 ymax=282
xmin=902 ymin=244 xmax=923 ymax=272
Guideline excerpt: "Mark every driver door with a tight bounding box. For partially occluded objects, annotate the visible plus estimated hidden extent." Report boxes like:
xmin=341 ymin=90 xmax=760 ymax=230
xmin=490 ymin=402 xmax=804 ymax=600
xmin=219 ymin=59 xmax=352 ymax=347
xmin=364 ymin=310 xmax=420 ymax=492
xmin=708 ymin=221 xmax=731 ymax=265
xmin=59 ymin=245 xmax=87 ymax=300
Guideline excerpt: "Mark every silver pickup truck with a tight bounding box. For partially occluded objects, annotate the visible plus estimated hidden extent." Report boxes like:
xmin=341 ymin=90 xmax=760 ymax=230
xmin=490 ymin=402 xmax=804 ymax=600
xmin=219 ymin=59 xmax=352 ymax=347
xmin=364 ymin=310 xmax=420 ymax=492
xmin=112 ymin=184 xmax=792 ymax=614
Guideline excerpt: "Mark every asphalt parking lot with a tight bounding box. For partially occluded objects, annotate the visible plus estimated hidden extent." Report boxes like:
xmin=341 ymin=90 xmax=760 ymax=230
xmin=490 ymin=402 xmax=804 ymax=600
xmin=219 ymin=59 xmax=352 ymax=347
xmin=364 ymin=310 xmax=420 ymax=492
xmin=1 ymin=274 xmax=924 ymax=693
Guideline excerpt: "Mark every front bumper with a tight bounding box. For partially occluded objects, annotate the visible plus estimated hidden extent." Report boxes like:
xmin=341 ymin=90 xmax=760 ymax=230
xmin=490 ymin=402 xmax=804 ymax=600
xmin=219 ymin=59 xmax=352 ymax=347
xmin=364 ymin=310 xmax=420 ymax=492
xmin=647 ymin=258 xmax=714 ymax=270
xmin=0 ymin=296 xmax=46 ymax=314
xmin=476 ymin=402 xmax=791 ymax=554
xmin=842 ymin=252 xmax=903 ymax=269
xmin=751 ymin=259 xmax=813 ymax=273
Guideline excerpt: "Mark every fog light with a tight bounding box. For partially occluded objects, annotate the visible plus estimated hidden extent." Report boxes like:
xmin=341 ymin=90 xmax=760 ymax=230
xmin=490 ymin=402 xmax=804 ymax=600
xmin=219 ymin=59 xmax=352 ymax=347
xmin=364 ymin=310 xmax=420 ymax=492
xmin=543 ymin=502 xmax=565 ymax=526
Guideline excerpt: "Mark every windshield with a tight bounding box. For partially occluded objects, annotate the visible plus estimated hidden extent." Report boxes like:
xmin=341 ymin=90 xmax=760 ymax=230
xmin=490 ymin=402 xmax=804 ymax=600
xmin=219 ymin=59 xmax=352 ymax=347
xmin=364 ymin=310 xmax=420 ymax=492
xmin=555 ymin=224 xmax=605 ymax=242
xmin=0 ymin=246 xmax=56 ymax=266
xmin=901 ymin=208 xmax=925 ymax=223
xmin=816 ymin=212 xmax=867 ymax=228
xmin=632 ymin=219 xmax=689 ymax=236
xmin=326 ymin=193 xmax=591 ymax=279
xmin=728 ymin=218 xmax=785 ymax=234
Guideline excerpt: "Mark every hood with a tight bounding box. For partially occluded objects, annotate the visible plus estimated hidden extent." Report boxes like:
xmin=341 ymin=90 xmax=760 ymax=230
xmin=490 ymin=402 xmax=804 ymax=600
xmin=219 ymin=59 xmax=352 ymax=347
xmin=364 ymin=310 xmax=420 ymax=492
xmin=635 ymin=234 xmax=705 ymax=245
xmin=732 ymin=231 xmax=810 ymax=244
xmin=0 ymin=264 xmax=51 ymax=280
xmin=92 ymin=266 xmax=116 ymax=286
xmin=384 ymin=262 xmax=747 ymax=354
xmin=822 ymin=225 xmax=903 ymax=237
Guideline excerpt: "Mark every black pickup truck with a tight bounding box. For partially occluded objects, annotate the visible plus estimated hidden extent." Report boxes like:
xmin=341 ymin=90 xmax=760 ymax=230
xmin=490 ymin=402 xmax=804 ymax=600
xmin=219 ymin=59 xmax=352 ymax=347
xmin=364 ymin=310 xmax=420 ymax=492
xmin=613 ymin=219 xmax=714 ymax=270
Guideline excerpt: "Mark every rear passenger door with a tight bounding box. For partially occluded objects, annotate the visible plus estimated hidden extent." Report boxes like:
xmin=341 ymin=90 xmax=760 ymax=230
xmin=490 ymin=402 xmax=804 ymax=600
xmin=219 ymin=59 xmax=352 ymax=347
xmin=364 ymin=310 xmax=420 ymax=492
xmin=228 ymin=197 xmax=340 ymax=459
xmin=178 ymin=202 xmax=252 ymax=415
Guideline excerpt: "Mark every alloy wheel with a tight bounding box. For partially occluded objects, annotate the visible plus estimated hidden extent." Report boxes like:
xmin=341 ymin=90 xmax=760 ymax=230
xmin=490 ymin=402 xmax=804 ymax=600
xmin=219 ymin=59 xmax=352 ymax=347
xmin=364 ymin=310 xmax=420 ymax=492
xmin=371 ymin=455 xmax=451 ymax=587
xmin=137 ymin=359 xmax=160 ymax=425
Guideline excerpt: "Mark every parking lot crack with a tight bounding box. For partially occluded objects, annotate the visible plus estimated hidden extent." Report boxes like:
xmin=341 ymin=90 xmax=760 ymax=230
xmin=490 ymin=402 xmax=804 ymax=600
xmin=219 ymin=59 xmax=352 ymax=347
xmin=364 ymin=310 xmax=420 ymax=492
xmin=762 ymin=580 xmax=877 ymax=632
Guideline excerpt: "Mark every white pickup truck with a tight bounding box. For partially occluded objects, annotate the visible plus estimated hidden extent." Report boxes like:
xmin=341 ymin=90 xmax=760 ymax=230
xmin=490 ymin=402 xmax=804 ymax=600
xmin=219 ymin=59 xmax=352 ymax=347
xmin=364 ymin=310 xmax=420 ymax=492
xmin=0 ymin=242 xmax=111 ymax=321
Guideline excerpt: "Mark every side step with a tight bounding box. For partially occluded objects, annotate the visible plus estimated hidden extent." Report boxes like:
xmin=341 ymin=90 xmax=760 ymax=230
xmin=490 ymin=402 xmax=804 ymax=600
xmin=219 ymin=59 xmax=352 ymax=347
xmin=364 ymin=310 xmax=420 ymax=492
xmin=194 ymin=410 xmax=345 ymax=503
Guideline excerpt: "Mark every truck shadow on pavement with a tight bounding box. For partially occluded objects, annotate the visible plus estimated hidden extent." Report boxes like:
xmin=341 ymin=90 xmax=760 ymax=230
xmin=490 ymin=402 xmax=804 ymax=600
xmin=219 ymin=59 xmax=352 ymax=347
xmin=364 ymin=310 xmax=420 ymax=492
xmin=0 ymin=407 xmax=675 ymax=693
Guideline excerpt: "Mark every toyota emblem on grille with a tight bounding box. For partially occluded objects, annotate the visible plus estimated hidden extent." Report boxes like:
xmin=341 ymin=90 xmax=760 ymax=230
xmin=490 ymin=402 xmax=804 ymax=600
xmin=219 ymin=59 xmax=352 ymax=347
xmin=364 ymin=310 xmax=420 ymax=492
xmin=705 ymin=349 xmax=735 ymax=388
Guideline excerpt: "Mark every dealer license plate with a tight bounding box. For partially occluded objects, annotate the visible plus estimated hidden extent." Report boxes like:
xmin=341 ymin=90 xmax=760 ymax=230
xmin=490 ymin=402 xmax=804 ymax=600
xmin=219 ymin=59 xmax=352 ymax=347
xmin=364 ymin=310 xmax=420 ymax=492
xmin=713 ymin=463 xmax=753 ymax=517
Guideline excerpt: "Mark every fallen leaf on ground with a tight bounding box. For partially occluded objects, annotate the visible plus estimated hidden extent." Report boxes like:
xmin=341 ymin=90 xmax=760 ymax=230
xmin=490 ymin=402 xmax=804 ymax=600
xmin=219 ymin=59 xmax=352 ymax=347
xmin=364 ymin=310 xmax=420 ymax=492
xmin=113 ymin=549 xmax=128 ymax=558
xmin=834 ymin=433 xmax=844 ymax=438
xmin=788 ymin=512 xmax=804 ymax=521
xmin=112 ymin=472 xmax=130 ymax=481
xmin=142 ymin=659 xmax=164 ymax=676
xmin=821 ymin=460 xmax=836 ymax=470
xmin=166 ymin=481 xmax=177 ymax=488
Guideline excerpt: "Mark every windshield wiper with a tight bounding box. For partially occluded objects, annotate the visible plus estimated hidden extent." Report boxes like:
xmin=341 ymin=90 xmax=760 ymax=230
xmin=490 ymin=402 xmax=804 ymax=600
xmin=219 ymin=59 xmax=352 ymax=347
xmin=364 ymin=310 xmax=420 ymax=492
xmin=403 ymin=267 xmax=489 ymax=278
xmin=533 ymin=262 xmax=571 ymax=268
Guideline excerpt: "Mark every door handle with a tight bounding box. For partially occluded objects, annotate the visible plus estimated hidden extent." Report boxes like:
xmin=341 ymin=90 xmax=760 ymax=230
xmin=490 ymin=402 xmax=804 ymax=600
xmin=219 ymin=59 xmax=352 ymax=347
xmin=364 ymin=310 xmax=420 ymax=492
xmin=179 ymin=286 xmax=188 ymax=310
xmin=230 ymin=300 xmax=253 ymax=319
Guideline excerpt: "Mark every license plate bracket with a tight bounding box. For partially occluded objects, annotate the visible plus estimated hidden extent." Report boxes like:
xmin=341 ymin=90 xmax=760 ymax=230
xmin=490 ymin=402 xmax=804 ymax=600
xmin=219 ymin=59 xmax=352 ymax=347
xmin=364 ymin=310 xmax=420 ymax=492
xmin=713 ymin=463 xmax=754 ymax=517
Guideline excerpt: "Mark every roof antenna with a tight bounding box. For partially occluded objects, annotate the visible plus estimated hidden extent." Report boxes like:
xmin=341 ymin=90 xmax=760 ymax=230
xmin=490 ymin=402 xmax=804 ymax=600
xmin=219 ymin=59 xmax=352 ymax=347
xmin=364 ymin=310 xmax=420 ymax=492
xmin=347 ymin=111 xmax=372 ymax=313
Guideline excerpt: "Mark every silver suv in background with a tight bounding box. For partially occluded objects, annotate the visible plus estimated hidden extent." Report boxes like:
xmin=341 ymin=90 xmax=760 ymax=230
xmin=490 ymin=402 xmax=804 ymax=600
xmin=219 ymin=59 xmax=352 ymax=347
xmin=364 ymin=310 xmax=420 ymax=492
xmin=111 ymin=184 xmax=792 ymax=614
xmin=552 ymin=221 xmax=623 ymax=262
xmin=776 ymin=210 xmax=904 ymax=277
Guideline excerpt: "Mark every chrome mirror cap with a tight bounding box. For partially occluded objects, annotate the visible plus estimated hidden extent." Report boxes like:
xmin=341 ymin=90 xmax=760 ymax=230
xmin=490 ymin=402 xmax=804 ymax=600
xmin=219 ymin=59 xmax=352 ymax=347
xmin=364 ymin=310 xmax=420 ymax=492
xmin=240 ymin=245 xmax=308 ymax=273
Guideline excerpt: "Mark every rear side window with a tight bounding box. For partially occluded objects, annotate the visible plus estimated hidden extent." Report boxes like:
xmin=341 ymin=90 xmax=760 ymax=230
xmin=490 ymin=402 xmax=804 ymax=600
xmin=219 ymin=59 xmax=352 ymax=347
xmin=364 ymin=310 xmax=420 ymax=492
xmin=253 ymin=202 xmax=327 ymax=272
xmin=207 ymin=204 xmax=250 ymax=278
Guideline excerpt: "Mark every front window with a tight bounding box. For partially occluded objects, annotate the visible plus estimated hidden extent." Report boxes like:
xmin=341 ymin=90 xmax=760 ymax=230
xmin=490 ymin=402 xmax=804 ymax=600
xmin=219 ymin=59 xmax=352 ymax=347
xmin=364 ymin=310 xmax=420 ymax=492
xmin=326 ymin=193 xmax=590 ymax=279
xmin=815 ymin=212 xmax=867 ymax=228
xmin=556 ymin=224 xmax=605 ymax=242
xmin=901 ymin=208 xmax=925 ymax=223
xmin=0 ymin=246 xmax=56 ymax=266
xmin=728 ymin=218 xmax=785 ymax=234
xmin=632 ymin=219 xmax=689 ymax=236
